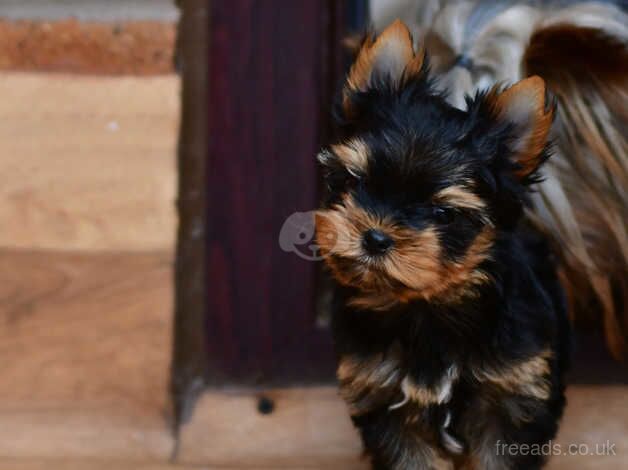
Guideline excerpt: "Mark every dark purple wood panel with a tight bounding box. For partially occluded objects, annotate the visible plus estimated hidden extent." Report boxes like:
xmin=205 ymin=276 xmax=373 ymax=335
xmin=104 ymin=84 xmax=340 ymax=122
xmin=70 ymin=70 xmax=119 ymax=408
xmin=206 ymin=1 xmax=345 ymax=384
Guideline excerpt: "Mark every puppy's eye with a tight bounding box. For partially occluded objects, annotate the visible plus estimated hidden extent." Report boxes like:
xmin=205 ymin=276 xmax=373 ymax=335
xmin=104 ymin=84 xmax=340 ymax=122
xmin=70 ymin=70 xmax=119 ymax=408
xmin=326 ymin=168 xmax=359 ymax=193
xmin=431 ymin=206 xmax=455 ymax=225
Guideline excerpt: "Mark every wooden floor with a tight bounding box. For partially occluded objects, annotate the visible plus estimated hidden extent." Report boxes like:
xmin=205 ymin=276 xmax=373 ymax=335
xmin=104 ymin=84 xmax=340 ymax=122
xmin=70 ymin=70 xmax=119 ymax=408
xmin=2 ymin=386 xmax=623 ymax=469
xmin=0 ymin=73 xmax=177 ymax=251
xmin=0 ymin=249 xmax=174 ymax=460
xmin=0 ymin=72 xmax=178 ymax=466
xmin=172 ymin=386 xmax=628 ymax=470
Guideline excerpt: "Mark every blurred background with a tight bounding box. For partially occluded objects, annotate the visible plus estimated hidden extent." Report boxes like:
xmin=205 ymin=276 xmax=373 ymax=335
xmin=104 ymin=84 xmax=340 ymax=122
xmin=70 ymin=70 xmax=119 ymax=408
xmin=0 ymin=1 xmax=624 ymax=469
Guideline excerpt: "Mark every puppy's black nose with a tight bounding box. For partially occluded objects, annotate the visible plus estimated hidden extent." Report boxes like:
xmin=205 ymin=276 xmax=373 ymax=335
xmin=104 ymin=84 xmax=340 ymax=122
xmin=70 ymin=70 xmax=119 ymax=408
xmin=362 ymin=229 xmax=393 ymax=255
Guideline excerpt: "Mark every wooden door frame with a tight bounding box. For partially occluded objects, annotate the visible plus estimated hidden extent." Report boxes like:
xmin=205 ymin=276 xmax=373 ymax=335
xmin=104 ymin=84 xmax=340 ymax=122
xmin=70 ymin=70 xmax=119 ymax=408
xmin=172 ymin=0 xmax=367 ymax=424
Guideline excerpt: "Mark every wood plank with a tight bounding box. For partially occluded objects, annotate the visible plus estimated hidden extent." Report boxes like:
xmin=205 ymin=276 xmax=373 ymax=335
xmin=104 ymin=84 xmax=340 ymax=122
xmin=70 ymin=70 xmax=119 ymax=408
xmin=177 ymin=386 xmax=628 ymax=469
xmin=0 ymin=73 xmax=178 ymax=252
xmin=0 ymin=460 xmax=195 ymax=470
xmin=0 ymin=458 xmax=354 ymax=470
xmin=172 ymin=0 xmax=209 ymax=425
xmin=0 ymin=460 xmax=369 ymax=470
xmin=0 ymin=249 xmax=174 ymax=459
xmin=177 ymin=387 xmax=366 ymax=468
xmin=205 ymin=0 xmax=341 ymax=385
xmin=548 ymin=386 xmax=628 ymax=469
xmin=0 ymin=20 xmax=176 ymax=75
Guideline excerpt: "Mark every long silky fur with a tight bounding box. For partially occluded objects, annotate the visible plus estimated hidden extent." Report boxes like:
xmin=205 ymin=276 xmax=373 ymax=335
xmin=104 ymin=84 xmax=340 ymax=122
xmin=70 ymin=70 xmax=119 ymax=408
xmin=389 ymin=0 xmax=628 ymax=358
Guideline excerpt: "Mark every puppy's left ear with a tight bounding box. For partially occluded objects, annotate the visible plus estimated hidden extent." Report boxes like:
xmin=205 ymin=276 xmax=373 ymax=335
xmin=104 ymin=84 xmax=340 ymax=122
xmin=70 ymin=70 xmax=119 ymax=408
xmin=485 ymin=76 xmax=556 ymax=179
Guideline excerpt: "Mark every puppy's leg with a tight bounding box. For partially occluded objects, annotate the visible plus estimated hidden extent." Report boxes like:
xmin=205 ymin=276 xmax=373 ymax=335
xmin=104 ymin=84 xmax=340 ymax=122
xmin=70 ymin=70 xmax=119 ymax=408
xmin=460 ymin=349 xmax=566 ymax=469
xmin=460 ymin=393 xmax=564 ymax=470
xmin=355 ymin=409 xmax=453 ymax=470
xmin=337 ymin=350 xmax=453 ymax=469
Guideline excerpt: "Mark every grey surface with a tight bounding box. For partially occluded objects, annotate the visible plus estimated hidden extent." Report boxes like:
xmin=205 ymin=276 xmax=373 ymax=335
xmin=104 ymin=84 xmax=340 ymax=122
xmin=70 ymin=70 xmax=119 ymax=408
xmin=0 ymin=0 xmax=179 ymax=22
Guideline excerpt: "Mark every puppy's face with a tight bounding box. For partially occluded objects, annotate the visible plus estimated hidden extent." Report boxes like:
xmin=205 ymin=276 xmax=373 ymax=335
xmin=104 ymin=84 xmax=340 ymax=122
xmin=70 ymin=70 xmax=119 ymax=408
xmin=315 ymin=20 xmax=554 ymax=307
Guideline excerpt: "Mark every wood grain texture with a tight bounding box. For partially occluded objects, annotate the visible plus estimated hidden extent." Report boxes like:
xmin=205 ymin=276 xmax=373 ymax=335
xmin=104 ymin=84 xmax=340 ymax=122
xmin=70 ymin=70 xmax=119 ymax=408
xmin=172 ymin=0 xmax=209 ymax=425
xmin=0 ymin=460 xmax=195 ymax=470
xmin=206 ymin=0 xmax=341 ymax=385
xmin=177 ymin=386 xmax=628 ymax=469
xmin=0 ymin=459 xmax=363 ymax=470
xmin=0 ymin=73 xmax=178 ymax=252
xmin=177 ymin=387 xmax=366 ymax=468
xmin=0 ymin=249 xmax=174 ymax=459
xmin=0 ymin=20 xmax=176 ymax=75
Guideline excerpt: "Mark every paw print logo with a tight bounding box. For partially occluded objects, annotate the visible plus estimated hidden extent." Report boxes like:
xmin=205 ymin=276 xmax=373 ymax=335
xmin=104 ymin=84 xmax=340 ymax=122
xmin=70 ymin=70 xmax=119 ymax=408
xmin=279 ymin=211 xmax=325 ymax=261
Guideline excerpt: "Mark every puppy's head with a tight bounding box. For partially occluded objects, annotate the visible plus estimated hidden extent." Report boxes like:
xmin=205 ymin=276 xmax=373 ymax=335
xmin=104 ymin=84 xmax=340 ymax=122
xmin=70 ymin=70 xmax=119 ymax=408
xmin=315 ymin=20 xmax=555 ymax=308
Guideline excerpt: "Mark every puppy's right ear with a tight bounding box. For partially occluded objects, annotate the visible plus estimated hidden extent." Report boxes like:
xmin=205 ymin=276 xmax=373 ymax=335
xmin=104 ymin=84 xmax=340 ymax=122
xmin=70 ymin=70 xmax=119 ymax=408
xmin=343 ymin=20 xmax=425 ymax=115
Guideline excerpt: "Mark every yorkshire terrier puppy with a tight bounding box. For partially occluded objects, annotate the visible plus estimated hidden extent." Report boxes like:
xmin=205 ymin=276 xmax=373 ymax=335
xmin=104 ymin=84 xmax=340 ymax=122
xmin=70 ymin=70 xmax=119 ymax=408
xmin=315 ymin=21 xmax=571 ymax=470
